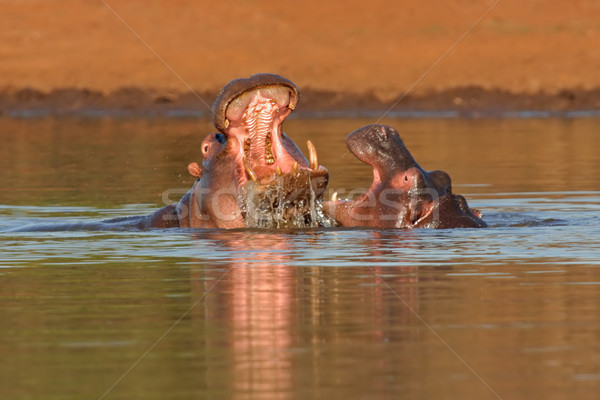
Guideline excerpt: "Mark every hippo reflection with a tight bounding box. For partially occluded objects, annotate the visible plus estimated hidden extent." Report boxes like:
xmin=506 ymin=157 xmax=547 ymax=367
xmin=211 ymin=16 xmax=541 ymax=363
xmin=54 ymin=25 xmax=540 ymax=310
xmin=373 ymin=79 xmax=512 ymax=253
xmin=322 ymin=124 xmax=486 ymax=229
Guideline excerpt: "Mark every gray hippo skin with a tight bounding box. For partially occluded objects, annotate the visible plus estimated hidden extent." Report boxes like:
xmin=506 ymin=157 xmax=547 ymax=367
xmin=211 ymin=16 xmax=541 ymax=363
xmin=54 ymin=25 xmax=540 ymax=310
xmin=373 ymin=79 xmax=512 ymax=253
xmin=322 ymin=124 xmax=487 ymax=229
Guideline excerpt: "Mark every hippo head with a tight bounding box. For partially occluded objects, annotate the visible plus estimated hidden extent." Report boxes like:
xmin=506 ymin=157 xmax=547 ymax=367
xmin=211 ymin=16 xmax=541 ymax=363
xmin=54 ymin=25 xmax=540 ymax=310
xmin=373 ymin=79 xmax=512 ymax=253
xmin=187 ymin=73 xmax=329 ymax=228
xmin=322 ymin=124 xmax=486 ymax=229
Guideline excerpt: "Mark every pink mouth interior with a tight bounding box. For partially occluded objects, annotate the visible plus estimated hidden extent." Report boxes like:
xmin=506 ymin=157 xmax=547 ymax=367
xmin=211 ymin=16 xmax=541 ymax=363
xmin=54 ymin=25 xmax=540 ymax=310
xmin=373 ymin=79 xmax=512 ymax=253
xmin=223 ymin=86 xmax=307 ymax=183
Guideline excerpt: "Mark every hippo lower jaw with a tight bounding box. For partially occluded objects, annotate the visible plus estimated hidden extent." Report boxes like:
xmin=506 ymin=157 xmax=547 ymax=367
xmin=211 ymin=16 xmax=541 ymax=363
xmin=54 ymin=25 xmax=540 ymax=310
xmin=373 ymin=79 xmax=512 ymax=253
xmin=232 ymin=93 xmax=329 ymax=227
xmin=325 ymin=191 xmax=485 ymax=229
xmin=323 ymin=192 xmax=436 ymax=229
xmin=419 ymin=194 xmax=487 ymax=229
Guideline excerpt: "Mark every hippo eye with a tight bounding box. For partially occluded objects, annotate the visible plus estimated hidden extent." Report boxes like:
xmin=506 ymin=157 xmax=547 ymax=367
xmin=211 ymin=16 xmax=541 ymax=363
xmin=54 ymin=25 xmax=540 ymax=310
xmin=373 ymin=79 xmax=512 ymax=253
xmin=215 ymin=133 xmax=226 ymax=144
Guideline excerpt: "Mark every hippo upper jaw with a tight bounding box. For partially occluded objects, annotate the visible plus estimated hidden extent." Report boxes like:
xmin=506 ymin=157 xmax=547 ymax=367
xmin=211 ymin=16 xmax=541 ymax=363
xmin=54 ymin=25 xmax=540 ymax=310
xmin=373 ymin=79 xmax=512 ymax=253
xmin=212 ymin=73 xmax=327 ymax=188
xmin=212 ymin=73 xmax=299 ymax=133
xmin=346 ymin=124 xmax=421 ymax=180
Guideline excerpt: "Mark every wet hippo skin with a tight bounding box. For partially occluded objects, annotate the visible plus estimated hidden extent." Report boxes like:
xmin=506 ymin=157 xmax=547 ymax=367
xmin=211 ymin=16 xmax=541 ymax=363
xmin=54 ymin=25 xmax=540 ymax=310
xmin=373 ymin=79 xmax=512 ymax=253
xmin=10 ymin=79 xmax=487 ymax=232
xmin=322 ymin=124 xmax=487 ymax=229
xmin=136 ymin=73 xmax=330 ymax=229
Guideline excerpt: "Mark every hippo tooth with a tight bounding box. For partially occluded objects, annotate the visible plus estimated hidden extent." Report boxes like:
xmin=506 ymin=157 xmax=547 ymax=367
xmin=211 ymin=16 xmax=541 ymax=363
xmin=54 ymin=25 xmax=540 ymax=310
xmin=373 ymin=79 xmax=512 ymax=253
xmin=307 ymin=140 xmax=318 ymax=170
xmin=331 ymin=191 xmax=338 ymax=202
xmin=243 ymin=157 xmax=258 ymax=182
xmin=244 ymin=138 xmax=251 ymax=159
xmin=275 ymin=166 xmax=283 ymax=175
xmin=224 ymin=118 xmax=230 ymax=129
xmin=265 ymin=132 xmax=275 ymax=164
xmin=292 ymin=161 xmax=298 ymax=172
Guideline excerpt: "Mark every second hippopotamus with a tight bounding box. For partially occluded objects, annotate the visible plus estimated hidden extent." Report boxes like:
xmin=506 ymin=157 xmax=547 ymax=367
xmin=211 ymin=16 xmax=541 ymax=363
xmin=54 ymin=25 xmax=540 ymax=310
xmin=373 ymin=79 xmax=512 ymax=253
xmin=322 ymin=124 xmax=487 ymax=229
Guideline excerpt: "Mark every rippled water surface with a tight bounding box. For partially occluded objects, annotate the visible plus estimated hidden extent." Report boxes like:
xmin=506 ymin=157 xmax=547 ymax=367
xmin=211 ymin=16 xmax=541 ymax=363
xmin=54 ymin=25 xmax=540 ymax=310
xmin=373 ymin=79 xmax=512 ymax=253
xmin=1 ymin=117 xmax=599 ymax=399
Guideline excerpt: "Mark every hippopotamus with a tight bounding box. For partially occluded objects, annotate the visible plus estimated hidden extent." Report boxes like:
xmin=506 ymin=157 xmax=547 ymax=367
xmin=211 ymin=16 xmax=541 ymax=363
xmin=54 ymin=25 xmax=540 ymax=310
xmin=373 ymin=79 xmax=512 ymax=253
xmin=322 ymin=124 xmax=486 ymax=229
xmin=8 ymin=76 xmax=488 ymax=233
xmin=8 ymin=73 xmax=329 ymax=232
xmin=137 ymin=73 xmax=329 ymax=229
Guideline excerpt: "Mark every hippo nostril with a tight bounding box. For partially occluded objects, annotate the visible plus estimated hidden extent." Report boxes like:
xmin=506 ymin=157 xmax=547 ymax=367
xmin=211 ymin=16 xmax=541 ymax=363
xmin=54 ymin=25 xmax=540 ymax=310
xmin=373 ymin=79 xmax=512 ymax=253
xmin=404 ymin=175 xmax=408 ymax=182
xmin=203 ymin=145 xmax=209 ymax=154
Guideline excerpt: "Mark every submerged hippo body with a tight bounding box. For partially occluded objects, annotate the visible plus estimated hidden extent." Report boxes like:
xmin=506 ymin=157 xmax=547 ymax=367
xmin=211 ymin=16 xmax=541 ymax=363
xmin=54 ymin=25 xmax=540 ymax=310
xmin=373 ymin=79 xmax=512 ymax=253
xmin=136 ymin=73 xmax=329 ymax=229
xmin=322 ymin=124 xmax=486 ymax=229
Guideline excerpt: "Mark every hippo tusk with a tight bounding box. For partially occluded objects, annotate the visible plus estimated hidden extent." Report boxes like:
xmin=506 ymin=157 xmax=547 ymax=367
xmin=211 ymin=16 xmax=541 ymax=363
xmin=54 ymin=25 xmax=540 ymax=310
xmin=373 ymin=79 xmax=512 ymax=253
xmin=331 ymin=191 xmax=338 ymax=202
xmin=307 ymin=140 xmax=318 ymax=170
xmin=275 ymin=166 xmax=283 ymax=176
xmin=243 ymin=157 xmax=258 ymax=182
xmin=292 ymin=161 xmax=298 ymax=172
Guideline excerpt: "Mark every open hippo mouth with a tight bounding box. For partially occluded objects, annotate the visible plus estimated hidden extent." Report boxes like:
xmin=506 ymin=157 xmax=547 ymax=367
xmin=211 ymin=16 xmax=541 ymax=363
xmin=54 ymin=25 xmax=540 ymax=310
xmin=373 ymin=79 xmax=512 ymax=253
xmin=212 ymin=73 xmax=331 ymax=227
xmin=323 ymin=124 xmax=487 ymax=229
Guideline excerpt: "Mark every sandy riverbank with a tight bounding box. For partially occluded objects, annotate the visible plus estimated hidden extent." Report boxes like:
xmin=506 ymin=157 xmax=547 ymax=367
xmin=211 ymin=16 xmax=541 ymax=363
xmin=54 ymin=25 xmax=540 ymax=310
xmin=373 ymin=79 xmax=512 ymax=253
xmin=1 ymin=0 xmax=599 ymax=115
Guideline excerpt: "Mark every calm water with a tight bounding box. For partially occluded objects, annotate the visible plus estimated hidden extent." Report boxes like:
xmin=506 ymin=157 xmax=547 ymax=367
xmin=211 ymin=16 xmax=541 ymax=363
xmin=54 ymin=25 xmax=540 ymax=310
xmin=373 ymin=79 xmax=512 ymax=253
xmin=1 ymin=117 xmax=599 ymax=400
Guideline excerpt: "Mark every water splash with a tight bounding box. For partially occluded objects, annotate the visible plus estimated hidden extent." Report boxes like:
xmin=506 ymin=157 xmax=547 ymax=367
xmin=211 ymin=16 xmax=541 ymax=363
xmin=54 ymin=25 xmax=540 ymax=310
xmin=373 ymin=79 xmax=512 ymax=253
xmin=241 ymin=172 xmax=335 ymax=229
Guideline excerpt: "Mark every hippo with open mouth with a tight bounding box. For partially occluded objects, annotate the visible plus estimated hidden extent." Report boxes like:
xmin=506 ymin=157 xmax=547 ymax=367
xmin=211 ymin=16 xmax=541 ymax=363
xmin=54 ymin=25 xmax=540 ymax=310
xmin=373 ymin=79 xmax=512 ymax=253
xmin=322 ymin=124 xmax=486 ymax=229
xmin=10 ymin=77 xmax=487 ymax=233
xmin=144 ymin=73 xmax=330 ymax=229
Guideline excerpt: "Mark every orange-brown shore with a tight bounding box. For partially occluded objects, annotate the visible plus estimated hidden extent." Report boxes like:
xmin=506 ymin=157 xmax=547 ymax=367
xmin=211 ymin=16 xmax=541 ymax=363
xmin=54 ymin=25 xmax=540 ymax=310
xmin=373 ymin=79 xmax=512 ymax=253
xmin=1 ymin=0 xmax=599 ymax=115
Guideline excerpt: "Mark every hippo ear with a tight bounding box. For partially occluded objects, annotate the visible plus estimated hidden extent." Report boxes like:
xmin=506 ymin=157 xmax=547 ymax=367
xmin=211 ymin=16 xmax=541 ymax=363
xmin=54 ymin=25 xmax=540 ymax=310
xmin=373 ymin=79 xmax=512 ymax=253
xmin=429 ymin=170 xmax=452 ymax=195
xmin=187 ymin=162 xmax=202 ymax=179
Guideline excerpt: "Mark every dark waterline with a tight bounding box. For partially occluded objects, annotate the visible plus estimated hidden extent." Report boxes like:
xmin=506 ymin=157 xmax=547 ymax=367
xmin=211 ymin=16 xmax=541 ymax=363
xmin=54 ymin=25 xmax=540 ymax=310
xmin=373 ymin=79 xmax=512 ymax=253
xmin=5 ymin=108 xmax=600 ymax=119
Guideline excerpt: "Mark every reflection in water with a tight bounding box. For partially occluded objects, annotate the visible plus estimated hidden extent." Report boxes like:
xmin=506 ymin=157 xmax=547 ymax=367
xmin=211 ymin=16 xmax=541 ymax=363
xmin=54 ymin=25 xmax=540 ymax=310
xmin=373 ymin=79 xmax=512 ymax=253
xmin=1 ymin=203 xmax=599 ymax=399
xmin=1 ymin=117 xmax=600 ymax=399
xmin=189 ymin=230 xmax=427 ymax=399
xmin=193 ymin=234 xmax=300 ymax=399
xmin=218 ymin=234 xmax=294 ymax=399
